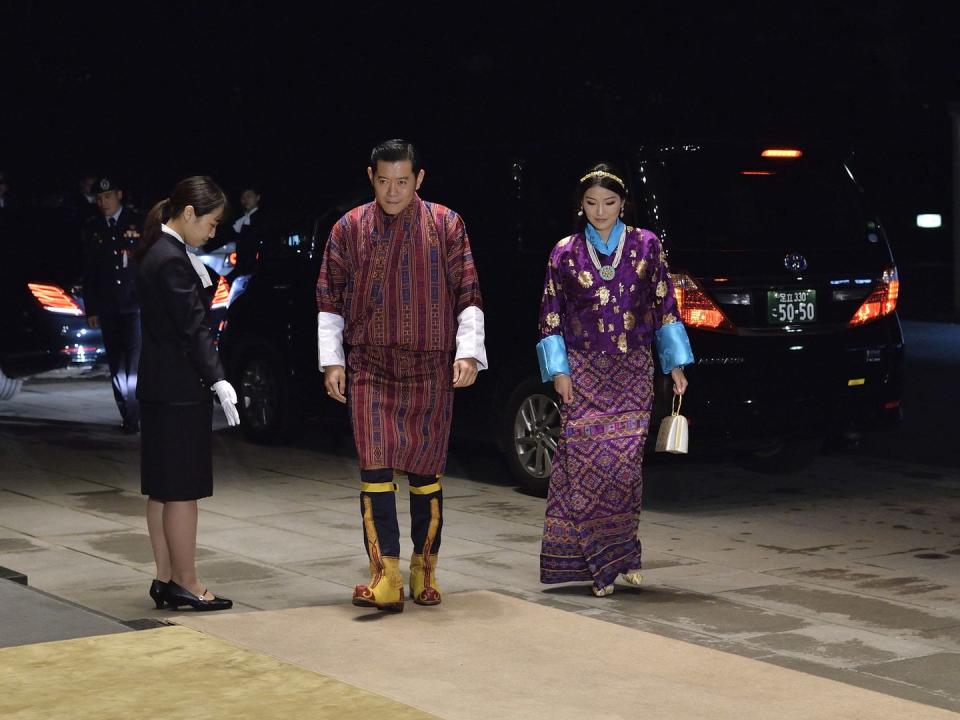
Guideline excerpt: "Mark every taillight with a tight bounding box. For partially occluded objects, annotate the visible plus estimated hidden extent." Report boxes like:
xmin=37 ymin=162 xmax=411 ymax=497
xmin=211 ymin=276 xmax=231 ymax=309
xmin=670 ymin=274 xmax=734 ymax=331
xmin=761 ymin=148 xmax=803 ymax=158
xmin=849 ymin=267 xmax=899 ymax=326
xmin=28 ymin=283 xmax=84 ymax=316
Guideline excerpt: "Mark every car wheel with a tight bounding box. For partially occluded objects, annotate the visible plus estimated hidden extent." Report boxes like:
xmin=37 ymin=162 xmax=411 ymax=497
xmin=503 ymin=377 xmax=562 ymax=496
xmin=236 ymin=345 xmax=294 ymax=443
xmin=0 ymin=369 xmax=23 ymax=401
xmin=740 ymin=435 xmax=823 ymax=474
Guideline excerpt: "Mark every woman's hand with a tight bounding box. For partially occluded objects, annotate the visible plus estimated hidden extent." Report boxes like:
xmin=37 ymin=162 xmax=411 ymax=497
xmin=212 ymin=380 xmax=241 ymax=426
xmin=554 ymin=373 xmax=573 ymax=404
xmin=670 ymin=367 xmax=688 ymax=395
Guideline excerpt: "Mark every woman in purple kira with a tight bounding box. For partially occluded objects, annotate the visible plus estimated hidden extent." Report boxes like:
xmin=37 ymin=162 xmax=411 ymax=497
xmin=536 ymin=162 xmax=693 ymax=597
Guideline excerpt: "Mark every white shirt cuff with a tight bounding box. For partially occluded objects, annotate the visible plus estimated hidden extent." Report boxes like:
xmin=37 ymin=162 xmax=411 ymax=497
xmin=455 ymin=306 xmax=488 ymax=371
xmin=317 ymin=312 xmax=345 ymax=369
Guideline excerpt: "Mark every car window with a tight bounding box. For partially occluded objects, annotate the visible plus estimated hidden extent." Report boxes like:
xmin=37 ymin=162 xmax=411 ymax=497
xmin=639 ymin=150 xmax=870 ymax=250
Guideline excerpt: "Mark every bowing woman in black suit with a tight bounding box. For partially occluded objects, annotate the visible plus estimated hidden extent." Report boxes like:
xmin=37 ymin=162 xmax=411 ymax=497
xmin=135 ymin=176 xmax=240 ymax=611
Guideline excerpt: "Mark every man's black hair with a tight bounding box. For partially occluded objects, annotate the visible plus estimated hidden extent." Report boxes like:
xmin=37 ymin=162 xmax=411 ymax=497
xmin=369 ymin=139 xmax=421 ymax=174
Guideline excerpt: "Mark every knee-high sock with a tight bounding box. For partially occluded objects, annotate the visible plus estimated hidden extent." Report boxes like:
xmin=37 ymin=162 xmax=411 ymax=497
xmin=360 ymin=468 xmax=400 ymax=558
xmin=409 ymin=473 xmax=442 ymax=556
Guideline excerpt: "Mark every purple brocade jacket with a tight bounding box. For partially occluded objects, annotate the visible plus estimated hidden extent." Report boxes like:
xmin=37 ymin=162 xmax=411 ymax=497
xmin=538 ymin=227 xmax=681 ymax=354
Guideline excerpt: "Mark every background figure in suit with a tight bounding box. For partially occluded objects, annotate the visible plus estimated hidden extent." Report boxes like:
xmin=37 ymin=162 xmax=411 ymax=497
xmin=202 ymin=184 xmax=265 ymax=302
xmin=67 ymin=173 xmax=100 ymax=223
xmin=232 ymin=185 xmax=263 ymax=276
xmin=81 ymin=176 xmax=143 ymax=432
xmin=135 ymin=176 xmax=240 ymax=612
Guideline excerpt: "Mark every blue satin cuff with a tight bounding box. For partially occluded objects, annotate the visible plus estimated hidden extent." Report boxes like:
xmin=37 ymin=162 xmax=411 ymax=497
xmin=655 ymin=322 xmax=695 ymax=374
xmin=536 ymin=335 xmax=571 ymax=383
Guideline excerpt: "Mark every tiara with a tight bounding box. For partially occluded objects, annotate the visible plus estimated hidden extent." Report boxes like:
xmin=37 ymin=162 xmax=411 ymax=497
xmin=579 ymin=170 xmax=625 ymax=188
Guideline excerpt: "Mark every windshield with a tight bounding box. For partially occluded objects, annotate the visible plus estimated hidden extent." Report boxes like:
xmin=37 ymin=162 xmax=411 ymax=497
xmin=639 ymin=149 xmax=870 ymax=251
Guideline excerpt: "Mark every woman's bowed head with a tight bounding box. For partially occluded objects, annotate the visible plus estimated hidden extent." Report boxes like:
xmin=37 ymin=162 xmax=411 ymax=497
xmin=576 ymin=163 xmax=628 ymax=239
xmin=140 ymin=176 xmax=229 ymax=259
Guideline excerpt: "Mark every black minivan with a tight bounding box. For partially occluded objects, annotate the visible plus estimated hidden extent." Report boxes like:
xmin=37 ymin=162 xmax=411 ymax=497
xmin=219 ymin=139 xmax=903 ymax=494
xmin=632 ymin=143 xmax=903 ymax=462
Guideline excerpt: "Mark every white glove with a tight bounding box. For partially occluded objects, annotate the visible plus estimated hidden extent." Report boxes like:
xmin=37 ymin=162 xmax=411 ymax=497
xmin=212 ymin=380 xmax=240 ymax=427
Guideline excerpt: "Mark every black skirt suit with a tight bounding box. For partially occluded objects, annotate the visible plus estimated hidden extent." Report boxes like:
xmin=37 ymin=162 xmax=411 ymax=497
xmin=136 ymin=231 xmax=225 ymax=501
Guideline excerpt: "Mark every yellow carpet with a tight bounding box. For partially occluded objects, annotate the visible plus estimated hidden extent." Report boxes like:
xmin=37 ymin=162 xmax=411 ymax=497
xmin=174 ymin=590 xmax=959 ymax=720
xmin=0 ymin=626 xmax=438 ymax=720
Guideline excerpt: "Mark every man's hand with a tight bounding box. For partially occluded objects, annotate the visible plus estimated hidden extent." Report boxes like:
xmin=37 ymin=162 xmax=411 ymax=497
xmin=452 ymin=358 xmax=478 ymax=388
xmin=86 ymin=315 xmax=99 ymax=329
xmin=553 ymin=373 xmax=573 ymax=404
xmin=324 ymin=365 xmax=347 ymax=403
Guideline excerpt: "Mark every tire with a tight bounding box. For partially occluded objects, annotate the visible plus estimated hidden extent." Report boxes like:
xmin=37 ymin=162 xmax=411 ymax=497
xmin=236 ymin=344 xmax=296 ymax=444
xmin=739 ymin=435 xmax=823 ymax=474
xmin=502 ymin=376 xmax=562 ymax=496
xmin=0 ymin=369 xmax=23 ymax=401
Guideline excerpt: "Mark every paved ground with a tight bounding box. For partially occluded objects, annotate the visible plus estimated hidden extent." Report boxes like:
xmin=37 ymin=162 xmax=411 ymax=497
xmin=0 ymin=577 xmax=131 ymax=648
xmin=1 ymin=320 xmax=959 ymax=713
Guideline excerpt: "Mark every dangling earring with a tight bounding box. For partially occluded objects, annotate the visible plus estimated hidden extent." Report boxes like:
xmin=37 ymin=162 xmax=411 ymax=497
xmin=577 ymin=208 xmax=584 ymax=217
xmin=619 ymin=206 xmax=624 ymax=218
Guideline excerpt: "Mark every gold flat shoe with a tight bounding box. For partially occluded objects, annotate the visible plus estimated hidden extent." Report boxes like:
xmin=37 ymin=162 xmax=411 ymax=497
xmin=621 ymin=570 xmax=643 ymax=586
xmin=591 ymin=583 xmax=614 ymax=597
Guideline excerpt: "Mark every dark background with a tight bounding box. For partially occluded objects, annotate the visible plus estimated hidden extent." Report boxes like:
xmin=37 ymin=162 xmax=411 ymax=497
xmin=2 ymin=1 xmax=958 ymax=317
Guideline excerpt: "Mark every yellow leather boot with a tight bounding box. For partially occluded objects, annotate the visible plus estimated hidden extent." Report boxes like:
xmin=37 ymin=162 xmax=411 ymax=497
xmin=352 ymin=491 xmax=404 ymax=612
xmin=409 ymin=477 xmax=442 ymax=605
xmin=352 ymin=555 xmax=404 ymax=612
xmin=350 ymin=556 xmax=378 ymax=605
xmin=410 ymin=552 xmax=442 ymax=605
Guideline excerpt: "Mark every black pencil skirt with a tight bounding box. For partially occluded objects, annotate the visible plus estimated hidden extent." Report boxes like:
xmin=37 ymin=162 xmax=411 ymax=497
xmin=140 ymin=400 xmax=214 ymax=501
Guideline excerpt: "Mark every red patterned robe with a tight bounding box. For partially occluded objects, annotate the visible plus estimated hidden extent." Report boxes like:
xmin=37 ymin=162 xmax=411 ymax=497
xmin=316 ymin=195 xmax=483 ymax=474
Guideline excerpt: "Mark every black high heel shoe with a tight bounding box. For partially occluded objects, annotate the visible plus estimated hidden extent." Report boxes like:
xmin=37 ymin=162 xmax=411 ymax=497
xmin=149 ymin=579 xmax=169 ymax=609
xmin=164 ymin=580 xmax=233 ymax=612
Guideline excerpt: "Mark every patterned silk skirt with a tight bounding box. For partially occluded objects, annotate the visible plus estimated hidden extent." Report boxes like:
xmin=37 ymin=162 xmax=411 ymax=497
xmin=347 ymin=345 xmax=454 ymax=476
xmin=540 ymin=346 xmax=654 ymax=589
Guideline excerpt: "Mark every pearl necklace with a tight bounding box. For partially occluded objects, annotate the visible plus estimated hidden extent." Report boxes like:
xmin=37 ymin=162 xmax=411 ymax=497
xmin=586 ymin=226 xmax=626 ymax=281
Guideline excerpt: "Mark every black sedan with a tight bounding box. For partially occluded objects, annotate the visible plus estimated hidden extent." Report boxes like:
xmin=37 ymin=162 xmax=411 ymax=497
xmin=0 ymin=208 xmax=104 ymax=400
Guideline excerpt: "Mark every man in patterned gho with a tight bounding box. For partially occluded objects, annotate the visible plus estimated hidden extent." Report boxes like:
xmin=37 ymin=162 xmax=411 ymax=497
xmin=316 ymin=139 xmax=487 ymax=612
xmin=536 ymin=162 xmax=693 ymax=597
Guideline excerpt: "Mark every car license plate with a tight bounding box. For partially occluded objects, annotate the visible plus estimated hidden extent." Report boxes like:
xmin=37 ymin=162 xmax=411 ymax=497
xmin=767 ymin=289 xmax=817 ymax=324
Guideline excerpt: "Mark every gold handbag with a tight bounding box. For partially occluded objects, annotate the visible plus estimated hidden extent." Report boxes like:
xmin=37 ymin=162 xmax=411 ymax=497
xmin=655 ymin=394 xmax=689 ymax=454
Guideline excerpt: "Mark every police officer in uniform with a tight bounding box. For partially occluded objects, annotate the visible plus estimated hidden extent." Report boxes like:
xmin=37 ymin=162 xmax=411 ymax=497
xmin=81 ymin=177 xmax=143 ymax=433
